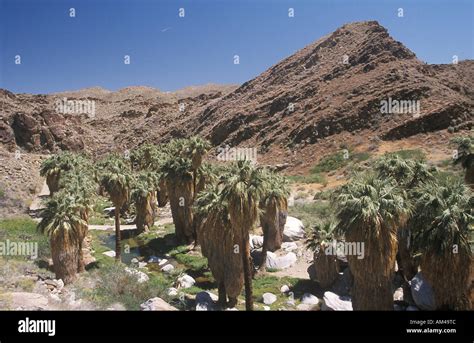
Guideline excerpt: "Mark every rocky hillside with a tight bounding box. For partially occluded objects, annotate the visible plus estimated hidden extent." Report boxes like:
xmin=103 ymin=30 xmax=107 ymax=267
xmin=1 ymin=20 xmax=473 ymax=165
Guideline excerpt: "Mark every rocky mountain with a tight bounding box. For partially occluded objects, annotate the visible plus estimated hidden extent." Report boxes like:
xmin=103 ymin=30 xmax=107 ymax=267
xmin=1 ymin=21 xmax=473 ymax=165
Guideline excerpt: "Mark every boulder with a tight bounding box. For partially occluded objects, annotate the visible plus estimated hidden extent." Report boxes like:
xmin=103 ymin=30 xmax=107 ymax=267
xmin=0 ymin=292 xmax=49 ymax=310
xmin=177 ymin=274 xmax=195 ymax=289
xmin=283 ymin=216 xmax=305 ymax=241
xmin=281 ymin=242 xmax=298 ymax=252
xmin=297 ymin=303 xmax=315 ymax=311
xmin=410 ymin=272 xmax=436 ymax=310
xmin=167 ymin=288 xmax=178 ymax=297
xmin=161 ymin=264 xmax=174 ymax=273
xmin=250 ymin=235 xmax=264 ymax=250
xmin=322 ymin=291 xmax=353 ymax=311
xmin=266 ymin=251 xmax=297 ymax=270
xmin=393 ymin=287 xmax=404 ymax=302
xmin=262 ymin=292 xmax=277 ymax=305
xmin=124 ymin=267 xmax=149 ymax=283
xmin=140 ymin=297 xmax=178 ymax=311
xmin=301 ymin=293 xmax=319 ymax=305
xmin=195 ymin=291 xmax=216 ymax=311
xmin=280 ymin=285 xmax=290 ymax=293
xmin=158 ymin=259 xmax=169 ymax=266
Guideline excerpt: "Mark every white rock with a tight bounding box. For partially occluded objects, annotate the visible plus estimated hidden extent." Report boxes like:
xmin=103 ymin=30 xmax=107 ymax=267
xmin=226 ymin=307 xmax=239 ymax=311
xmin=250 ymin=235 xmax=264 ymax=249
xmin=283 ymin=216 xmax=305 ymax=242
xmin=55 ymin=279 xmax=64 ymax=291
xmin=124 ymin=267 xmax=149 ymax=283
xmin=301 ymin=293 xmax=319 ymax=305
xmin=103 ymin=206 xmax=115 ymax=214
xmin=281 ymin=242 xmax=298 ymax=252
xmin=131 ymin=258 xmax=139 ymax=264
xmin=167 ymin=287 xmax=178 ymax=297
xmin=138 ymin=262 xmax=147 ymax=268
xmin=263 ymin=305 xmax=271 ymax=311
xmin=280 ymin=285 xmax=290 ymax=293
xmin=393 ymin=287 xmax=404 ymax=302
xmin=322 ymin=291 xmax=353 ymax=311
xmin=177 ymin=274 xmax=195 ymax=289
xmin=148 ymin=256 xmax=161 ymax=263
xmin=140 ymin=297 xmax=177 ymax=311
xmin=102 ymin=250 xmax=116 ymax=258
xmin=49 ymin=294 xmax=61 ymax=302
xmin=158 ymin=259 xmax=169 ymax=266
xmin=266 ymin=251 xmax=297 ymax=270
xmin=297 ymin=303 xmax=314 ymax=311
xmin=161 ymin=264 xmax=174 ymax=273
xmin=195 ymin=291 xmax=215 ymax=311
xmin=262 ymin=292 xmax=277 ymax=305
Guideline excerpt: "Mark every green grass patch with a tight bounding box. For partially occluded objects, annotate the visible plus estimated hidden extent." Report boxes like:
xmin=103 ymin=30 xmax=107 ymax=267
xmin=287 ymin=173 xmax=327 ymax=185
xmin=0 ymin=217 xmax=50 ymax=260
xmin=386 ymin=149 xmax=426 ymax=161
xmin=311 ymin=151 xmax=349 ymax=174
xmin=173 ymin=253 xmax=208 ymax=272
xmin=289 ymin=201 xmax=333 ymax=230
xmin=81 ymin=263 xmax=171 ymax=310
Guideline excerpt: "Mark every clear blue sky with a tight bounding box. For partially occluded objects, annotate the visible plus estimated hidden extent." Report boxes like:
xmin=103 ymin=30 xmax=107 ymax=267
xmin=1 ymin=0 xmax=473 ymax=94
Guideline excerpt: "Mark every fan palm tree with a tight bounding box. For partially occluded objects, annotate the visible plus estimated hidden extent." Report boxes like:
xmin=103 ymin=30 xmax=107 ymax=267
xmin=131 ymin=171 xmax=159 ymax=234
xmin=184 ymin=136 xmax=211 ymax=194
xmin=39 ymin=152 xmax=84 ymax=195
xmin=38 ymin=191 xmax=87 ymax=284
xmin=258 ymin=170 xmax=289 ymax=270
xmin=411 ymin=178 xmax=473 ymax=309
xmin=334 ymin=174 xmax=409 ymax=310
xmin=58 ymin=168 xmax=96 ymax=272
xmin=195 ymin=184 xmax=243 ymax=308
xmin=220 ymin=160 xmax=265 ymax=311
xmin=97 ymin=155 xmax=133 ymax=261
xmin=161 ymin=157 xmax=195 ymax=244
xmin=375 ymin=156 xmax=435 ymax=281
xmin=453 ymin=134 xmax=474 ymax=188
xmin=306 ymin=220 xmax=340 ymax=289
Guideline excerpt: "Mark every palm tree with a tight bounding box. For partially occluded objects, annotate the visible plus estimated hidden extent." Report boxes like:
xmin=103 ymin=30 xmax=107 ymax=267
xmin=38 ymin=191 xmax=87 ymax=284
xmin=131 ymin=171 xmax=159 ymax=234
xmin=258 ymin=170 xmax=289 ymax=270
xmin=58 ymin=168 xmax=95 ymax=272
xmin=375 ymin=156 xmax=435 ymax=281
xmin=334 ymin=175 xmax=409 ymax=310
xmin=184 ymin=136 xmax=211 ymax=195
xmin=39 ymin=152 xmax=84 ymax=195
xmin=306 ymin=220 xmax=340 ymax=289
xmin=97 ymin=155 xmax=133 ymax=261
xmin=453 ymin=134 xmax=474 ymax=188
xmin=220 ymin=160 xmax=265 ymax=311
xmin=411 ymin=178 xmax=473 ymax=309
xmin=161 ymin=157 xmax=195 ymax=244
xmin=195 ymin=184 xmax=243 ymax=308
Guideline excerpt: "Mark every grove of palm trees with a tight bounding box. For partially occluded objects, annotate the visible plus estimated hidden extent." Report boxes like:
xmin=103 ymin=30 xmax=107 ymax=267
xmin=3 ymin=133 xmax=465 ymax=312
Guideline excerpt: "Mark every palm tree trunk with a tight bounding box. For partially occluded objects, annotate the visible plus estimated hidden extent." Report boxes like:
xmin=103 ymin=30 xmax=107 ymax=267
xmin=115 ymin=209 xmax=121 ymax=261
xmin=242 ymin=235 xmax=254 ymax=311
xmin=218 ymin=282 xmax=227 ymax=308
xmin=51 ymin=232 xmax=78 ymax=284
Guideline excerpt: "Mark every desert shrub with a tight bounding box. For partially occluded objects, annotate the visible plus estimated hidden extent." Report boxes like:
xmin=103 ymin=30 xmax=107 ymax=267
xmin=84 ymin=263 xmax=170 ymax=310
